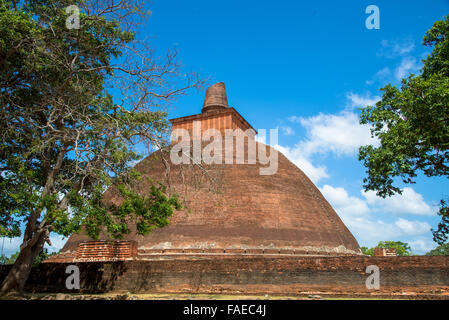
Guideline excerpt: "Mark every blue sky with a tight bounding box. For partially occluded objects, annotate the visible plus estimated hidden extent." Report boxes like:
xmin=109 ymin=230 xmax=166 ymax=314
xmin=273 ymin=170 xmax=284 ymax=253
xmin=2 ymin=0 xmax=448 ymax=256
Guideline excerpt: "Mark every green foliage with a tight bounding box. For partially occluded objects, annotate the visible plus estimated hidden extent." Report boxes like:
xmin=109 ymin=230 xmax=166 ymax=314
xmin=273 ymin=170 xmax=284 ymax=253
xmin=358 ymin=15 xmax=449 ymax=245
xmin=82 ymin=181 xmax=181 ymax=240
xmin=0 ymin=251 xmax=19 ymax=265
xmin=432 ymin=200 xmax=449 ymax=244
xmin=33 ymin=249 xmax=57 ymax=266
xmin=377 ymin=241 xmax=412 ymax=256
xmin=0 ymin=0 xmax=199 ymax=264
xmin=0 ymin=249 xmax=56 ymax=265
xmin=361 ymin=246 xmax=374 ymax=256
xmin=0 ymin=254 xmax=8 ymax=265
xmin=362 ymin=241 xmax=412 ymax=256
xmin=425 ymin=243 xmax=449 ymax=256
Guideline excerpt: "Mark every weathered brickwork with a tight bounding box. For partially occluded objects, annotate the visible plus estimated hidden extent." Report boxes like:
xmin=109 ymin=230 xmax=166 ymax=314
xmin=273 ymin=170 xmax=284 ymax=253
xmin=57 ymin=82 xmax=362 ymax=258
xmin=1 ymin=256 xmax=448 ymax=296
xmin=45 ymin=240 xmax=138 ymax=263
xmin=374 ymin=247 xmax=397 ymax=256
xmin=29 ymin=83 xmax=447 ymax=298
xmin=170 ymin=107 xmax=256 ymax=138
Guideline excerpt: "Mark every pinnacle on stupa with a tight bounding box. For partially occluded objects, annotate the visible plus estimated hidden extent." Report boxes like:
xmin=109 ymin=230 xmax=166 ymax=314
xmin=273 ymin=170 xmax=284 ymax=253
xmin=201 ymin=82 xmax=229 ymax=113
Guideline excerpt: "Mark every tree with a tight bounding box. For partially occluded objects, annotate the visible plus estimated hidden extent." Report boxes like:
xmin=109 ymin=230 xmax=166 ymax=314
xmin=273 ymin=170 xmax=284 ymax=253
xmin=425 ymin=243 xmax=449 ymax=256
xmin=0 ymin=254 xmax=8 ymax=265
xmin=359 ymin=15 xmax=449 ymax=245
xmin=362 ymin=241 xmax=412 ymax=256
xmin=0 ymin=0 xmax=201 ymax=294
xmin=376 ymin=241 xmax=412 ymax=256
xmin=33 ymin=249 xmax=58 ymax=266
xmin=0 ymin=249 xmax=58 ymax=265
xmin=0 ymin=251 xmax=19 ymax=265
xmin=361 ymin=246 xmax=374 ymax=256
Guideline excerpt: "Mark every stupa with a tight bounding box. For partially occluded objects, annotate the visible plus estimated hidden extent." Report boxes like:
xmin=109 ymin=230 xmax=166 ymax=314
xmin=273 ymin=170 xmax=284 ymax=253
xmin=54 ymin=82 xmax=361 ymax=262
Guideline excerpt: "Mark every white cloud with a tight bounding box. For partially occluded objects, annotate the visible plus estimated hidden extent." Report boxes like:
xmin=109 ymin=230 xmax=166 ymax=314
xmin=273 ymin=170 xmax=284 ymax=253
xmin=258 ymin=131 xmax=328 ymax=183
xmin=344 ymin=217 xmax=400 ymax=243
xmin=378 ymin=39 xmax=415 ymax=58
xmin=368 ymin=39 xmax=422 ymax=85
xmin=279 ymin=126 xmax=295 ymax=136
xmin=337 ymin=213 xmax=433 ymax=252
xmin=296 ymin=111 xmax=377 ymax=157
xmin=409 ymin=239 xmax=436 ymax=254
xmin=274 ymin=144 xmax=329 ymax=183
xmin=1 ymin=237 xmax=22 ymax=256
xmin=366 ymin=67 xmax=392 ymax=85
xmin=285 ymin=93 xmax=380 ymax=159
xmin=320 ymin=184 xmax=370 ymax=216
xmin=367 ymin=56 xmax=421 ymax=85
xmin=394 ymin=218 xmax=431 ymax=235
xmin=395 ymin=56 xmax=421 ymax=80
xmin=362 ymin=187 xmax=435 ymax=216
xmin=320 ymin=185 xmax=432 ymax=235
xmin=280 ymin=85 xmax=435 ymax=254
xmin=280 ymin=93 xmax=380 ymax=182
xmin=287 ymin=115 xmax=302 ymax=123
xmin=392 ymin=42 xmax=415 ymax=56
xmin=343 ymin=216 xmax=431 ymax=248
xmin=318 ymin=184 xmax=434 ymax=253
xmin=346 ymin=92 xmax=381 ymax=109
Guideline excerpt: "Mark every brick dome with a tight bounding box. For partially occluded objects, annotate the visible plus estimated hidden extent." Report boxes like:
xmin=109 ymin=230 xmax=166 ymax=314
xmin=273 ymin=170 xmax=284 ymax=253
xmin=60 ymin=83 xmax=362 ymax=257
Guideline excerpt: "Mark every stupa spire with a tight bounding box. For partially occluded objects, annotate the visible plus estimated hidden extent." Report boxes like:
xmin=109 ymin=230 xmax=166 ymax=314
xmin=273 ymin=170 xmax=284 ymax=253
xmin=202 ymin=82 xmax=229 ymax=113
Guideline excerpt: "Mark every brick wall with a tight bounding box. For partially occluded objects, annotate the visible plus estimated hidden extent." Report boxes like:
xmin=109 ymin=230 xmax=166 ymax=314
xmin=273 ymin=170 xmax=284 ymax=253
xmin=170 ymin=108 xmax=256 ymax=139
xmin=374 ymin=247 xmax=397 ymax=256
xmin=1 ymin=256 xmax=448 ymax=295
xmin=44 ymin=240 xmax=138 ymax=263
xmin=75 ymin=240 xmax=138 ymax=262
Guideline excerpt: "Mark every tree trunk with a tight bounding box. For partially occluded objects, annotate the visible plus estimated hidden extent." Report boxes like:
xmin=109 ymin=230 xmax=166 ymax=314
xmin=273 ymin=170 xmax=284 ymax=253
xmin=0 ymin=232 xmax=47 ymax=295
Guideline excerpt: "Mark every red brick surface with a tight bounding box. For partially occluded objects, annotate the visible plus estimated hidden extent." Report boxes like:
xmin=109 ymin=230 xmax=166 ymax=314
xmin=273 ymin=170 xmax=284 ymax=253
xmin=374 ymin=247 xmax=397 ymax=256
xmin=59 ymin=142 xmax=362 ymax=257
xmin=2 ymin=256 xmax=448 ymax=296
xmin=57 ymin=83 xmax=362 ymax=258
